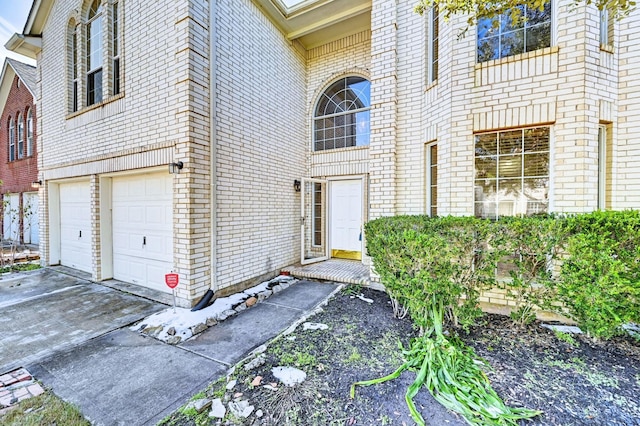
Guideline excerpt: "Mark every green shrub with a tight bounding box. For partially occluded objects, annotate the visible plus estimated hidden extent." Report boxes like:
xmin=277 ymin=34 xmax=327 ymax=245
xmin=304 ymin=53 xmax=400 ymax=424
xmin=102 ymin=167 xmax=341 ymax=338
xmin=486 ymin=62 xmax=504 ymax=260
xmin=558 ymin=210 xmax=640 ymax=339
xmin=496 ymin=216 xmax=566 ymax=325
xmin=365 ymin=215 xmax=498 ymax=334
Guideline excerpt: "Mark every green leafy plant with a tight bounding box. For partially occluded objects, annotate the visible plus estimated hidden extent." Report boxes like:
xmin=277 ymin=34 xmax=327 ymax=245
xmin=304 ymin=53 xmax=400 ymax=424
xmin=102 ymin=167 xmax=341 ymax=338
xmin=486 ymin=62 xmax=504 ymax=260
xmin=355 ymin=216 xmax=541 ymax=425
xmin=557 ymin=210 xmax=640 ymax=339
xmin=553 ymin=330 xmax=579 ymax=348
xmin=496 ymin=216 xmax=566 ymax=326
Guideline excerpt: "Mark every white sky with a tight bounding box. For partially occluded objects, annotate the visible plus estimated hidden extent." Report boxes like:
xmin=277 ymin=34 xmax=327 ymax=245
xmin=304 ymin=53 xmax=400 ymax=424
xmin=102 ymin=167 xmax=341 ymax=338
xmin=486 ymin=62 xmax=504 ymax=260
xmin=0 ymin=1 xmax=36 ymax=66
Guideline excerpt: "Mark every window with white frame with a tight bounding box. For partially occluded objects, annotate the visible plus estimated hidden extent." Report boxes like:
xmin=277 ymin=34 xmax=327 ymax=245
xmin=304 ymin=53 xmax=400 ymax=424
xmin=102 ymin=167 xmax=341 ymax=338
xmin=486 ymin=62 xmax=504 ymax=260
xmin=8 ymin=118 xmax=15 ymax=162
xmin=477 ymin=1 xmax=552 ymax=62
xmin=112 ymin=1 xmax=120 ymax=95
xmin=426 ymin=4 xmax=439 ymax=84
xmin=598 ymin=124 xmax=611 ymax=209
xmin=86 ymin=0 xmax=104 ymax=106
xmin=599 ymin=7 xmax=613 ymax=48
xmin=68 ymin=0 xmax=122 ymax=113
xmin=314 ymin=77 xmax=371 ymax=151
xmin=26 ymin=109 xmax=33 ymax=157
xmin=474 ymin=127 xmax=550 ymax=219
xmin=17 ymin=113 xmax=24 ymax=159
xmin=426 ymin=143 xmax=438 ymax=216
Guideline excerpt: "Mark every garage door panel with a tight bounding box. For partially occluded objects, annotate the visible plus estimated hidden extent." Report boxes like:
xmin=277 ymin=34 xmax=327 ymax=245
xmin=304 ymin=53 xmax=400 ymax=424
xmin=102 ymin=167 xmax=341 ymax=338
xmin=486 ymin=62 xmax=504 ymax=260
xmin=112 ymin=173 xmax=173 ymax=293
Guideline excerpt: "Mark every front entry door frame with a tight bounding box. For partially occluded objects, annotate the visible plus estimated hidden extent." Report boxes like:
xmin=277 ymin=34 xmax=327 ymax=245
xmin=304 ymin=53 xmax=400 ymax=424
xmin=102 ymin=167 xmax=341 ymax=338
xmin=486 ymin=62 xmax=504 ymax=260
xmin=300 ymin=178 xmax=328 ymax=265
xmin=328 ymin=177 xmax=364 ymax=260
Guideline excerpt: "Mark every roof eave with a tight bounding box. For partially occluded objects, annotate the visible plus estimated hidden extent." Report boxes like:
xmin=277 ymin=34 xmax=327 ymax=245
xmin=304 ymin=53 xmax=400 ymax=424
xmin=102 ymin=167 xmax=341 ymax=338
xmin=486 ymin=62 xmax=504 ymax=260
xmin=5 ymin=34 xmax=42 ymax=60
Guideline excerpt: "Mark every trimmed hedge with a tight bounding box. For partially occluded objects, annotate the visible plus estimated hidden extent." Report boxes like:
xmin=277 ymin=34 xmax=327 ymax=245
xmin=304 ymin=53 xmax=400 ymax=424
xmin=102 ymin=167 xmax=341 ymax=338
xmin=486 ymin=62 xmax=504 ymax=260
xmin=365 ymin=211 xmax=640 ymax=340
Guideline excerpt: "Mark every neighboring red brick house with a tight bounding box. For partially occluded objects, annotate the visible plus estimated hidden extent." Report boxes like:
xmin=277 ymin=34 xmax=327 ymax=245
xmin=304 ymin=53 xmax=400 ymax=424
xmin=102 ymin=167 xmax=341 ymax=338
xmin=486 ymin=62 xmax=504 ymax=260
xmin=0 ymin=58 xmax=39 ymax=245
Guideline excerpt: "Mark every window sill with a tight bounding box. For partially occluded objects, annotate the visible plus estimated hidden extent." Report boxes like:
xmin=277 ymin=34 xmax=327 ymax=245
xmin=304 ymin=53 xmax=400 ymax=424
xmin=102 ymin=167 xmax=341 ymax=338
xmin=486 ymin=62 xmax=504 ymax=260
xmin=475 ymin=46 xmax=559 ymax=69
xmin=600 ymin=43 xmax=614 ymax=53
xmin=425 ymin=80 xmax=438 ymax=92
xmin=312 ymin=145 xmax=369 ymax=154
xmin=66 ymin=92 xmax=125 ymax=120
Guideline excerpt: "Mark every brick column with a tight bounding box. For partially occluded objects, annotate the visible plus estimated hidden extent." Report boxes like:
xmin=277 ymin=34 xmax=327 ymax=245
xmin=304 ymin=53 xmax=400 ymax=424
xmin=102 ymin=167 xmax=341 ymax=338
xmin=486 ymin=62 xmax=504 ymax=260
xmin=368 ymin=0 xmax=398 ymax=219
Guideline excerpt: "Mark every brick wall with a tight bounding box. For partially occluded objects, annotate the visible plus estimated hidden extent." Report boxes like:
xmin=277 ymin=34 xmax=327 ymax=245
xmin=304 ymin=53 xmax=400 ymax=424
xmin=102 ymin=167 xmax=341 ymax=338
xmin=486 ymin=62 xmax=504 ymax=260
xmin=0 ymin=73 xmax=38 ymax=195
xmin=213 ymin=0 xmax=307 ymax=291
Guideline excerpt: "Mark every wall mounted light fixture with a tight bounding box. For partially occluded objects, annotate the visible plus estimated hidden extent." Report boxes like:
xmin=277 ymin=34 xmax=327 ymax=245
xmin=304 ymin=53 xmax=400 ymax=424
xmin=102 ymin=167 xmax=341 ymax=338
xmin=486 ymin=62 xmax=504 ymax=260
xmin=169 ymin=161 xmax=184 ymax=174
xmin=31 ymin=180 xmax=42 ymax=189
xmin=293 ymin=179 xmax=301 ymax=192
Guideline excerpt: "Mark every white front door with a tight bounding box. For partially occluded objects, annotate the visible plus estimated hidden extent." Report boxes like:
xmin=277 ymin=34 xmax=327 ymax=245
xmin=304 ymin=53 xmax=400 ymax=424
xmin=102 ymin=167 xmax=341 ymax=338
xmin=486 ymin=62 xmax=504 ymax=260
xmin=112 ymin=173 xmax=173 ymax=293
xmin=23 ymin=193 xmax=39 ymax=245
xmin=59 ymin=182 xmax=92 ymax=272
xmin=330 ymin=179 xmax=362 ymax=260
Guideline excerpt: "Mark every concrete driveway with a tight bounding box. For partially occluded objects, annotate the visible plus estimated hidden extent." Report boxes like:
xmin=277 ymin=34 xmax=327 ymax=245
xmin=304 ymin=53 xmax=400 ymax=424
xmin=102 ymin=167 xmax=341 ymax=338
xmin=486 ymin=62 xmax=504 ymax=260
xmin=0 ymin=268 xmax=338 ymax=425
xmin=0 ymin=268 xmax=165 ymax=374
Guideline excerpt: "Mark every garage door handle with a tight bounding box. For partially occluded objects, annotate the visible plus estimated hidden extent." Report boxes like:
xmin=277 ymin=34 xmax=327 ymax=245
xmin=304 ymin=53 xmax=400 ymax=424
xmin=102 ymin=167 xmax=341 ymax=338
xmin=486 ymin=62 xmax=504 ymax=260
xmin=143 ymin=236 xmax=146 ymax=246
xmin=78 ymin=230 xmax=81 ymax=238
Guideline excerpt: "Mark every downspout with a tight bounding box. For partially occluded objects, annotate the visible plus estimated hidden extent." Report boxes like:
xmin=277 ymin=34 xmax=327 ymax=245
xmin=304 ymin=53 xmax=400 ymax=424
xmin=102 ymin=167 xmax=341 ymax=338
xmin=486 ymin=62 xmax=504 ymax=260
xmin=191 ymin=0 xmax=218 ymax=311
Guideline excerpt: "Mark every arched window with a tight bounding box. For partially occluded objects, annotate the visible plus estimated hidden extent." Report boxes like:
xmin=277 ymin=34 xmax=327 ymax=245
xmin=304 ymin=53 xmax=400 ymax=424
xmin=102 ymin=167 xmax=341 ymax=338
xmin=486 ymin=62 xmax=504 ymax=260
xmin=8 ymin=118 xmax=15 ymax=162
xmin=86 ymin=0 xmax=103 ymax=106
xmin=17 ymin=113 xmax=24 ymax=159
xmin=314 ymin=76 xmax=370 ymax=151
xmin=27 ymin=109 xmax=34 ymax=157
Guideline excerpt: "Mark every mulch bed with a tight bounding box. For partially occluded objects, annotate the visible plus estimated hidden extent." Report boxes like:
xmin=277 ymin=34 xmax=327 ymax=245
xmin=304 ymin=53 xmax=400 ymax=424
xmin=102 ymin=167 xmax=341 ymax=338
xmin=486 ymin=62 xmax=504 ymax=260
xmin=162 ymin=286 xmax=640 ymax=426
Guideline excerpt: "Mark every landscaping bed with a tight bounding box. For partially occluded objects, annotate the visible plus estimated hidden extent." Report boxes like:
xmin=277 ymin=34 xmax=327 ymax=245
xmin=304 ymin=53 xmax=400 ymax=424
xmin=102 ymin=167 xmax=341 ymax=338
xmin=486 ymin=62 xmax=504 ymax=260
xmin=160 ymin=286 xmax=640 ymax=425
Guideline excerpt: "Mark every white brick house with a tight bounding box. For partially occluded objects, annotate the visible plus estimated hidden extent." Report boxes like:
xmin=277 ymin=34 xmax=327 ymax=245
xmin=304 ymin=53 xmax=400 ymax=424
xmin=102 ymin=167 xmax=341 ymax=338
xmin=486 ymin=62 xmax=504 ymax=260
xmin=6 ymin=0 xmax=639 ymax=306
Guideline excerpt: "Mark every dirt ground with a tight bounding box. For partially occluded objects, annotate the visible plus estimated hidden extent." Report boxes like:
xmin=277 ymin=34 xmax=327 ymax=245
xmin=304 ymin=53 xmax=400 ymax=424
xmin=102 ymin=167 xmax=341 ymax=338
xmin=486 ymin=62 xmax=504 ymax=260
xmin=161 ymin=286 xmax=640 ymax=426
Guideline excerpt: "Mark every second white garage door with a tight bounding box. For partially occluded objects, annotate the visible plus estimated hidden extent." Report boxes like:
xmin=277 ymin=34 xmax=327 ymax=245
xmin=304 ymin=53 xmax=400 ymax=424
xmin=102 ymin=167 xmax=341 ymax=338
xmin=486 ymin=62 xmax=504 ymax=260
xmin=112 ymin=173 xmax=173 ymax=293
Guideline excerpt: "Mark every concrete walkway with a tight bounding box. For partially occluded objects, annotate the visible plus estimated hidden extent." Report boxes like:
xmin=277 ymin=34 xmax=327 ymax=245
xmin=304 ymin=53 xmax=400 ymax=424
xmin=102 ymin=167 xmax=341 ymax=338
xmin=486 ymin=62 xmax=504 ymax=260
xmin=0 ymin=269 xmax=338 ymax=425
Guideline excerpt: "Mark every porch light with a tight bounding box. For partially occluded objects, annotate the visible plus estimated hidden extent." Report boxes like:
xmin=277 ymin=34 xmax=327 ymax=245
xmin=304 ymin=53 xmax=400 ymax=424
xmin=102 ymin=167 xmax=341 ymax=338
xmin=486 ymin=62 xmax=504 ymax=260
xmin=31 ymin=180 xmax=42 ymax=189
xmin=168 ymin=161 xmax=183 ymax=174
xmin=293 ymin=179 xmax=301 ymax=192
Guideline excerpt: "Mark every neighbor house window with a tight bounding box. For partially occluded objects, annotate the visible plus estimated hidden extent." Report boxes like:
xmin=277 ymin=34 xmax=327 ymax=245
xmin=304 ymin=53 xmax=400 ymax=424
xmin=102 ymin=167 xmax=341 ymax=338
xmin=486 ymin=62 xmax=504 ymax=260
xmin=26 ymin=109 xmax=33 ymax=157
xmin=426 ymin=143 xmax=438 ymax=216
xmin=8 ymin=118 xmax=15 ymax=162
xmin=70 ymin=21 xmax=79 ymax=113
xmin=17 ymin=113 xmax=24 ymax=159
xmin=474 ymin=127 xmax=550 ymax=219
xmin=86 ymin=0 xmax=104 ymax=106
xmin=426 ymin=5 xmax=439 ymax=84
xmin=314 ymin=77 xmax=371 ymax=151
xmin=477 ymin=1 xmax=552 ymax=62
xmin=598 ymin=124 xmax=611 ymax=209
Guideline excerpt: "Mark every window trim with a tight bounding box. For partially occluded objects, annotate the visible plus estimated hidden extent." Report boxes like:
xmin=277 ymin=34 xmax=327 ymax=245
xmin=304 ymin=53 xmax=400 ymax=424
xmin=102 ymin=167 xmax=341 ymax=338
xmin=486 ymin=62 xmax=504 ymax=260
xmin=313 ymin=76 xmax=371 ymax=152
xmin=26 ymin=109 xmax=34 ymax=157
xmin=8 ymin=118 xmax=15 ymax=162
xmin=426 ymin=142 xmax=437 ymax=217
xmin=474 ymin=126 xmax=551 ymax=219
xmin=426 ymin=5 xmax=439 ymax=85
xmin=476 ymin=1 xmax=554 ymax=63
xmin=17 ymin=113 xmax=24 ymax=159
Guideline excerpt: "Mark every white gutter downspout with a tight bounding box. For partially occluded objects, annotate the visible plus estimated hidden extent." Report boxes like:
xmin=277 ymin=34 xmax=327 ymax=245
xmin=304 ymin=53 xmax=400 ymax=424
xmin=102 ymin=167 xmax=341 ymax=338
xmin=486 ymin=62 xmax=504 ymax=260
xmin=209 ymin=0 xmax=218 ymax=292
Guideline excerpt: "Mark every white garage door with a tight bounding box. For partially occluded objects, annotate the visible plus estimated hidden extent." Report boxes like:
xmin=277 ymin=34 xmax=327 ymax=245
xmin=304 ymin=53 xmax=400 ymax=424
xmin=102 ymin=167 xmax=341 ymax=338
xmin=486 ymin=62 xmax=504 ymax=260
xmin=60 ymin=182 xmax=92 ymax=273
xmin=112 ymin=173 xmax=173 ymax=293
xmin=23 ymin=192 xmax=39 ymax=245
xmin=3 ymin=193 xmax=20 ymax=241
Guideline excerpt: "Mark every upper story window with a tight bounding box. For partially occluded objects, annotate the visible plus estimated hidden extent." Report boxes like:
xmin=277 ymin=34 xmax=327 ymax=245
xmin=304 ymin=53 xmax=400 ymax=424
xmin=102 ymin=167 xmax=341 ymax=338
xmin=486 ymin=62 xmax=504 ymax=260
xmin=599 ymin=7 xmax=613 ymax=48
xmin=474 ymin=127 xmax=550 ymax=219
xmin=26 ymin=109 xmax=34 ymax=157
xmin=313 ymin=76 xmax=370 ymax=151
xmin=8 ymin=118 xmax=15 ymax=162
xmin=426 ymin=5 xmax=439 ymax=84
xmin=17 ymin=113 xmax=24 ymax=159
xmin=477 ymin=1 xmax=552 ymax=63
xmin=68 ymin=0 xmax=122 ymax=114
xmin=86 ymin=0 xmax=104 ymax=106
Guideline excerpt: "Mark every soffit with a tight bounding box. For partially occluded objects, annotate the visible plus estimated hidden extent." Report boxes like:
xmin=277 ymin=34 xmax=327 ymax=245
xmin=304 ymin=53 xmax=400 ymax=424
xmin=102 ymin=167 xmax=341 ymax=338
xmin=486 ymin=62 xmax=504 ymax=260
xmin=253 ymin=0 xmax=371 ymax=49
